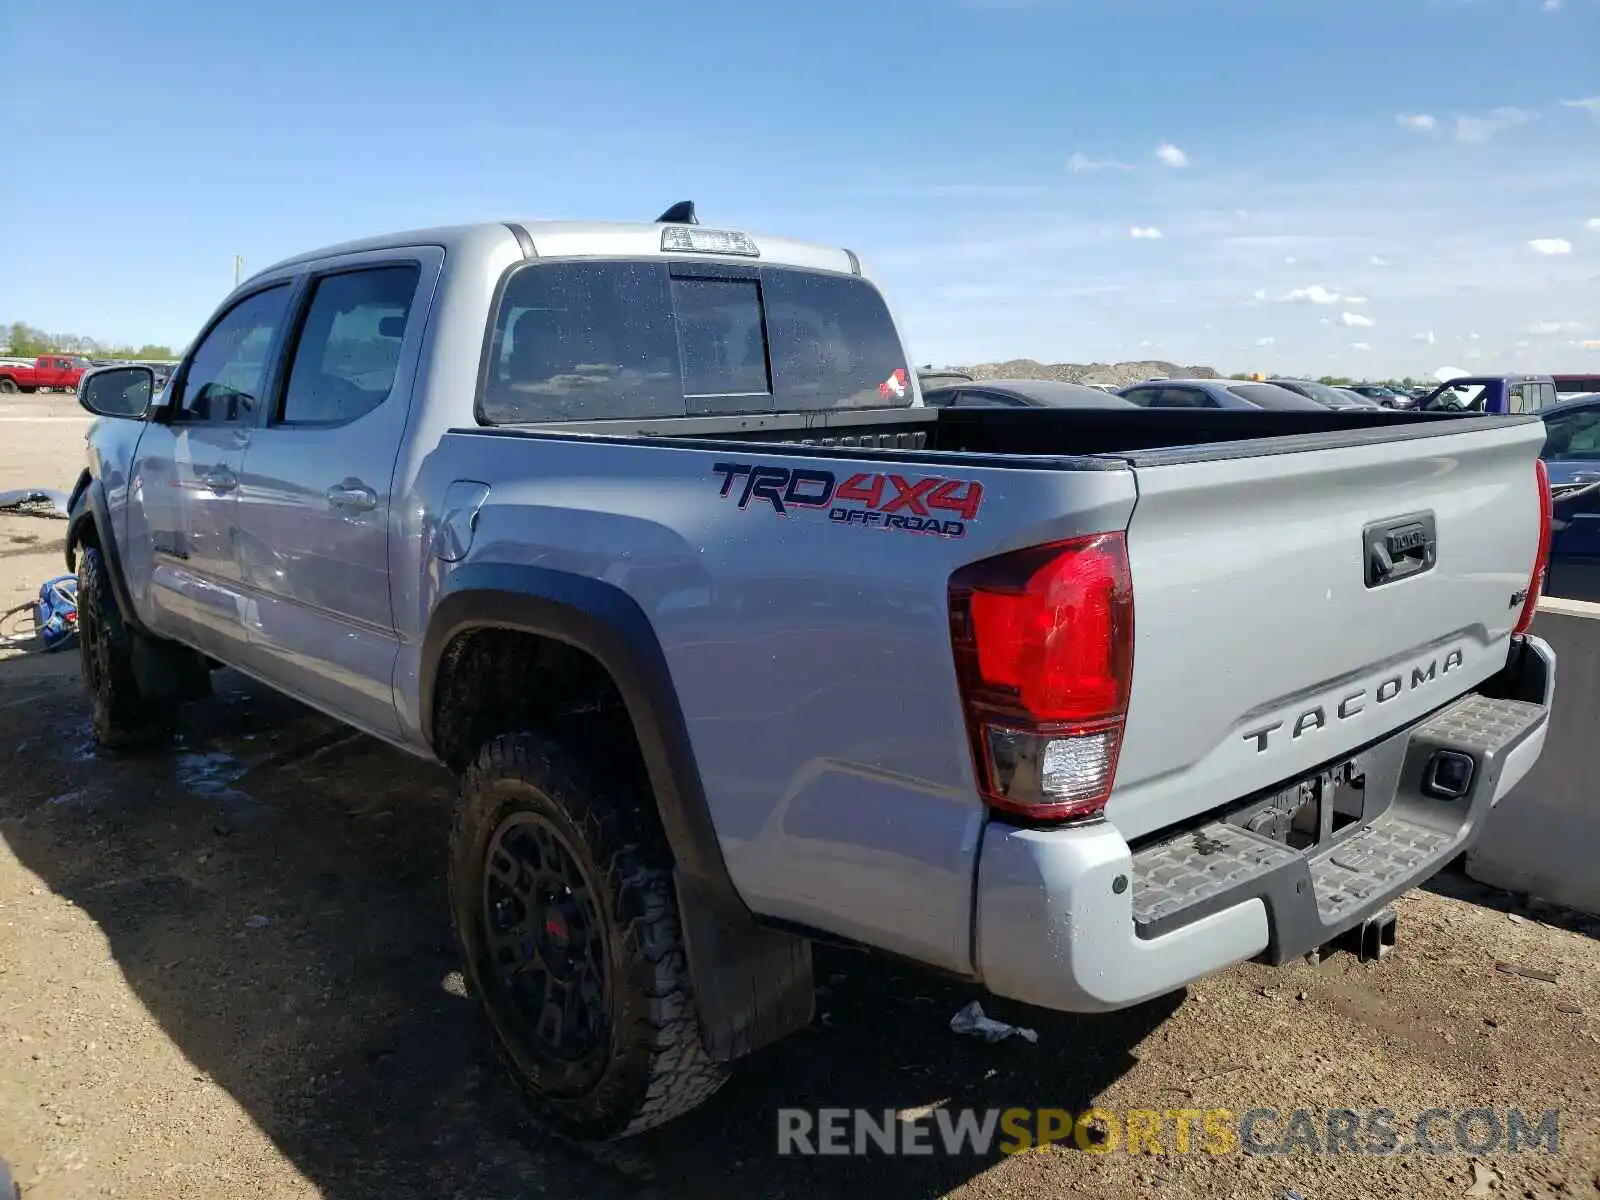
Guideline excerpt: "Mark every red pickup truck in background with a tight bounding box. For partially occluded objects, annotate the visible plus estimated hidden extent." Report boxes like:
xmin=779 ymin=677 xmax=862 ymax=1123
xmin=0 ymin=355 xmax=91 ymax=394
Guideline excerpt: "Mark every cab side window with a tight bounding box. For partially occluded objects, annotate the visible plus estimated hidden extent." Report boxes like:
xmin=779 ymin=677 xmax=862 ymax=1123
xmin=175 ymin=284 xmax=293 ymax=424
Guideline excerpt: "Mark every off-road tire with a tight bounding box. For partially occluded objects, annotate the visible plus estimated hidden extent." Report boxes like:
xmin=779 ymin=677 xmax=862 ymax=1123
xmin=76 ymin=546 xmax=173 ymax=749
xmin=449 ymin=732 xmax=726 ymax=1142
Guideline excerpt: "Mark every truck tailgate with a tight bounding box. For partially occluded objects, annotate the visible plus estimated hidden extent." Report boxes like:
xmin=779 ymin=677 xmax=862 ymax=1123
xmin=1109 ymin=418 xmax=1546 ymax=840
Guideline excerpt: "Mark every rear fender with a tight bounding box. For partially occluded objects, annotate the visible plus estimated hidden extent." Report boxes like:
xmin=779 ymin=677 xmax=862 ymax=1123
xmin=421 ymin=564 xmax=815 ymax=1062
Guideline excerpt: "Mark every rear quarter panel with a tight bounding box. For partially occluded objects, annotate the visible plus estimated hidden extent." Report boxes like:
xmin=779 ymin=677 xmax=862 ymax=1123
xmin=403 ymin=432 xmax=1137 ymax=973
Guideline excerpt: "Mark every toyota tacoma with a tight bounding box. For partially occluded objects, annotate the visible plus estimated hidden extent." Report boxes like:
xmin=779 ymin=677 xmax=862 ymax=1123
xmin=64 ymin=204 xmax=1557 ymax=1141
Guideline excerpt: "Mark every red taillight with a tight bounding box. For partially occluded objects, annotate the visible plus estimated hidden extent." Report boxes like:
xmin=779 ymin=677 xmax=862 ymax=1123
xmin=949 ymin=533 xmax=1134 ymax=822
xmin=1513 ymin=458 xmax=1552 ymax=637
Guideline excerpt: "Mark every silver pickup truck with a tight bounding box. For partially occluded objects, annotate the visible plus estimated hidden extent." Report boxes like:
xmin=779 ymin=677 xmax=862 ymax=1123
xmin=66 ymin=205 xmax=1556 ymax=1142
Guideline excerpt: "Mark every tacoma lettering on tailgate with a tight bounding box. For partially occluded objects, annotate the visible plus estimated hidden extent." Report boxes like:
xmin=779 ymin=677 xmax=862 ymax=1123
xmin=1241 ymin=646 xmax=1466 ymax=753
xmin=711 ymin=462 xmax=983 ymax=538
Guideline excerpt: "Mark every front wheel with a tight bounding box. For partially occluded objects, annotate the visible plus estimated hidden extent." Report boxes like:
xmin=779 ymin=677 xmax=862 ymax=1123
xmin=77 ymin=546 xmax=173 ymax=749
xmin=448 ymin=733 xmax=726 ymax=1141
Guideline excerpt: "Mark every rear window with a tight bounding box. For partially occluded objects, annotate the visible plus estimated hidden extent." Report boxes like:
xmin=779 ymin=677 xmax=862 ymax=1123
xmin=479 ymin=259 xmax=909 ymax=423
xmin=1227 ymin=383 xmax=1324 ymax=410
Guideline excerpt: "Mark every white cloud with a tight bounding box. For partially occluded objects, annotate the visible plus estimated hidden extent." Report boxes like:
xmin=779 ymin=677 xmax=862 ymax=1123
xmin=1455 ymin=107 xmax=1534 ymax=144
xmin=1068 ymin=153 xmax=1132 ymax=173
xmin=1340 ymin=312 xmax=1376 ymax=328
xmin=1129 ymin=226 xmax=1163 ymax=239
xmin=1467 ymin=332 xmax=1481 ymax=341
xmin=1526 ymin=320 xmax=1584 ymax=336
xmin=1412 ymin=331 xmax=1436 ymax=345
xmin=1280 ymin=284 xmax=1343 ymax=305
xmin=1571 ymin=340 xmax=1600 ymax=350
xmin=1398 ymin=114 xmax=1438 ymax=134
xmin=1255 ymin=336 xmax=1276 ymax=347
xmin=1283 ymin=256 xmax=1297 ymax=265
xmin=886 ymin=158 xmax=1600 ymax=380
xmin=1344 ymin=294 xmax=1370 ymax=305
xmin=1234 ymin=209 xmax=1249 ymax=220
xmin=1352 ymin=343 xmax=1373 ymax=351
xmin=1588 ymin=218 xmax=1600 ymax=231
xmin=1369 ymin=256 xmax=1391 ymax=268
xmin=1528 ymin=238 xmax=1573 ymax=256
xmin=1561 ymin=97 xmax=1600 ymax=119
xmin=1543 ymin=0 xmax=1562 ymax=11
xmin=1155 ymin=142 xmax=1190 ymax=169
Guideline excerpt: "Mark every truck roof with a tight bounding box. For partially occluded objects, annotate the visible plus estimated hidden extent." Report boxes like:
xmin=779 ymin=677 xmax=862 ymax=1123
xmin=251 ymin=218 xmax=865 ymax=284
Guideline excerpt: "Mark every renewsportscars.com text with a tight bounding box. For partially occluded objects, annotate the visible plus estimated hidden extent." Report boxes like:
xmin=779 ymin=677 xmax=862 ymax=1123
xmin=776 ymin=1106 xmax=1562 ymax=1157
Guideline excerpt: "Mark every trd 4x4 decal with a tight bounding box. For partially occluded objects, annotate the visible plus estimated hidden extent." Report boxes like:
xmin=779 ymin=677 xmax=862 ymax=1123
xmin=711 ymin=461 xmax=983 ymax=538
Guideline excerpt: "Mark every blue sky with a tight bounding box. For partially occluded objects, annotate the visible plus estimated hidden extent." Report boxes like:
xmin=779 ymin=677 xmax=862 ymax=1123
xmin=3 ymin=0 xmax=1598 ymax=378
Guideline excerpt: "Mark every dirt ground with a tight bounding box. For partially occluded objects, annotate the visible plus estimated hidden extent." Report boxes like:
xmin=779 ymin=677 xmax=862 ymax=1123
xmin=0 ymin=397 xmax=1597 ymax=1199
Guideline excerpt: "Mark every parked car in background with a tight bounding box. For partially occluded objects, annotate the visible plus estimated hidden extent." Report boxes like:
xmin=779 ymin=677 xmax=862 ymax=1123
xmin=1347 ymin=384 xmax=1415 ymax=409
xmin=915 ymin=367 xmax=974 ymax=392
xmin=0 ymin=354 xmax=90 ymax=394
xmin=1552 ymin=374 xmax=1600 ymax=399
xmin=137 ymin=360 xmax=179 ymax=389
xmin=1334 ymin=387 xmax=1385 ymax=409
xmin=1119 ymin=378 xmax=1325 ymax=410
xmin=1420 ymin=375 xmax=1559 ymax=416
xmin=1267 ymin=378 xmax=1384 ymax=411
xmin=923 ymin=378 xmax=1136 ymax=409
xmin=1542 ymin=392 xmax=1600 ymax=574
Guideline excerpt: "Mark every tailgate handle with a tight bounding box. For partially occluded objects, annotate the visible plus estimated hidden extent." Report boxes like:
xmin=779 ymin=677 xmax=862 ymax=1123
xmin=1364 ymin=513 xmax=1437 ymax=588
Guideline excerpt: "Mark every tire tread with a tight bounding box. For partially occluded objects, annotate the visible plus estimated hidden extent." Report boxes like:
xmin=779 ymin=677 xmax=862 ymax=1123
xmin=449 ymin=732 xmax=725 ymax=1141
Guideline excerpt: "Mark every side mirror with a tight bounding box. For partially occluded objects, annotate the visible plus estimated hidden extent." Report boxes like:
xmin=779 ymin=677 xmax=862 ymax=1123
xmin=78 ymin=365 xmax=155 ymax=419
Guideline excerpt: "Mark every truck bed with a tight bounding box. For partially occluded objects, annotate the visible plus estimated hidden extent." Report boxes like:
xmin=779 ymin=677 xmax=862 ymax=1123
xmin=480 ymin=399 xmax=1501 ymax=465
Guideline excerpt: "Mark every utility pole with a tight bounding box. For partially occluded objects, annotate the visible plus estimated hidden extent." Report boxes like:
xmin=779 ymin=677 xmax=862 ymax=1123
xmin=233 ymin=255 xmax=244 ymax=287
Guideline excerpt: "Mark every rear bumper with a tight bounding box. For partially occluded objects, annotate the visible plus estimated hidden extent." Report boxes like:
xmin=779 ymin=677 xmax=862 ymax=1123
xmin=973 ymin=635 xmax=1555 ymax=1014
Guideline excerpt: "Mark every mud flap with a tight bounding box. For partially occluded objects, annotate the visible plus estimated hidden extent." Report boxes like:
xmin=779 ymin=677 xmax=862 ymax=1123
xmin=675 ymin=873 xmax=815 ymax=1063
xmin=129 ymin=633 xmax=212 ymax=703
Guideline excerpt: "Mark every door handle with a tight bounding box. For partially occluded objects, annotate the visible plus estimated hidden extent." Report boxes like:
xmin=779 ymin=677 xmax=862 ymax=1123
xmin=202 ymin=466 xmax=237 ymax=493
xmin=326 ymin=481 xmax=377 ymax=512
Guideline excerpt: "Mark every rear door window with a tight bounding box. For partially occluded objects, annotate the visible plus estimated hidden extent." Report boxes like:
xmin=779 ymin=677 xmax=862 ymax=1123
xmin=1508 ymin=383 xmax=1529 ymax=414
xmin=278 ymin=264 xmax=421 ymax=425
xmin=1154 ymin=386 xmax=1214 ymax=408
xmin=479 ymin=259 xmax=910 ymax=423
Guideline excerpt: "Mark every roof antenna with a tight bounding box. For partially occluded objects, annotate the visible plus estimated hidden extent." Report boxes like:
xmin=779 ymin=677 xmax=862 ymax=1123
xmin=655 ymin=200 xmax=697 ymax=225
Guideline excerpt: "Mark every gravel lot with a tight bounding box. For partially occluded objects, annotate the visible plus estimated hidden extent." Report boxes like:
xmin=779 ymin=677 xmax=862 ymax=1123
xmin=0 ymin=396 xmax=1596 ymax=1199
